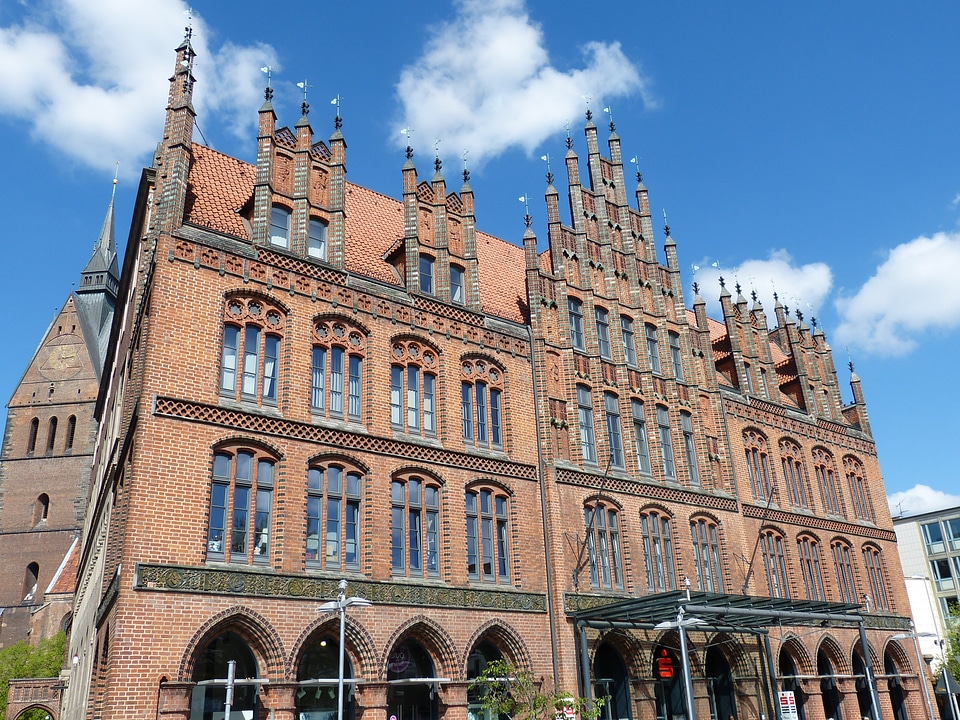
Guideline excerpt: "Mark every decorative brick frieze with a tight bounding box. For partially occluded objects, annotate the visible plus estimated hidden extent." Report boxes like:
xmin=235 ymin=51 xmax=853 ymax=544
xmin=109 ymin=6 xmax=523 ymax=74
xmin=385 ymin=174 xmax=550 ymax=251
xmin=555 ymin=467 xmax=738 ymax=512
xmin=741 ymin=503 xmax=896 ymax=542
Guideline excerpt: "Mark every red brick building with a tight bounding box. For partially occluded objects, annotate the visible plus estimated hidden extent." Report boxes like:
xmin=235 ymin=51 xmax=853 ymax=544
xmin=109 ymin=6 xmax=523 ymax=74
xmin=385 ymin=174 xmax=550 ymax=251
xmin=58 ymin=37 xmax=924 ymax=720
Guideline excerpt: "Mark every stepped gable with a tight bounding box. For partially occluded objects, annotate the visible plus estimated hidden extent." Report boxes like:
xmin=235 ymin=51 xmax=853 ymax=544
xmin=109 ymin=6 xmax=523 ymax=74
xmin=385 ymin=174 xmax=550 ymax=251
xmin=183 ymin=143 xmax=529 ymax=324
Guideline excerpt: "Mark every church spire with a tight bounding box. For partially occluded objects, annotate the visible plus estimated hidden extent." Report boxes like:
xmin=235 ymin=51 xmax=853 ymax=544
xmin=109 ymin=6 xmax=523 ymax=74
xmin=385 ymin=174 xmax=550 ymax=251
xmin=78 ymin=173 xmax=120 ymax=299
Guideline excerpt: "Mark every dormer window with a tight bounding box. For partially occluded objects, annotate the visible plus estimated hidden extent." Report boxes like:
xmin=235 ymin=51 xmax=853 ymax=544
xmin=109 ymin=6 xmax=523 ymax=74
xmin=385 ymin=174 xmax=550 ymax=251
xmin=419 ymin=255 xmax=435 ymax=294
xmin=308 ymin=218 xmax=327 ymax=260
xmin=270 ymin=206 xmax=291 ymax=248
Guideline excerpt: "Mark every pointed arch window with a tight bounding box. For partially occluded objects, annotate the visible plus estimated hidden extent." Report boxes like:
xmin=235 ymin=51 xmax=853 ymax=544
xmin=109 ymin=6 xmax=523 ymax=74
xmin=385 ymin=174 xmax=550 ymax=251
xmin=744 ymin=430 xmax=774 ymax=501
xmin=797 ymin=535 xmax=825 ymax=601
xmin=220 ymin=296 xmax=284 ymax=406
xmin=46 ymin=417 xmax=58 ymax=456
xmin=311 ymin=318 xmax=365 ymax=423
xmin=863 ymin=544 xmax=890 ymax=611
xmin=389 ymin=339 xmax=438 ymax=437
xmin=306 ymin=462 xmax=362 ymax=571
xmin=832 ymin=541 xmax=858 ymax=604
xmin=780 ymin=440 xmax=810 ymax=509
xmin=640 ymin=509 xmax=675 ymax=592
xmin=813 ymin=448 xmax=844 ymax=516
xmin=461 ymin=358 xmax=504 ymax=449
xmin=584 ymin=501 xmax=623 ymax=590
xmin=690 ymin=518 xmax=725 ymax=593
xmin=465 ymin=485 xmax=510 ymax=583
xmin=391 ymin=475 xmax=440 ymax=578
xmin=207 ymin=446 xmax=276 ymax=564
xmin=845 ymin=456 xmax=873 ymax=521
xmin=27 ymin=417 xmax=39 ymax=456
xmin=760 ymin=530 xmax=790 ymax=599
xmin=65 ymin=415 xmax=77 ymax=453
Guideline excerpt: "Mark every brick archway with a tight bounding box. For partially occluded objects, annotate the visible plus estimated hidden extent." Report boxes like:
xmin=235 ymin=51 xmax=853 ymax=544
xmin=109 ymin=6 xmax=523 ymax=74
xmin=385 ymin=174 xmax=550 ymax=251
xmin=6 ymin=678 xmax=63 ymax=720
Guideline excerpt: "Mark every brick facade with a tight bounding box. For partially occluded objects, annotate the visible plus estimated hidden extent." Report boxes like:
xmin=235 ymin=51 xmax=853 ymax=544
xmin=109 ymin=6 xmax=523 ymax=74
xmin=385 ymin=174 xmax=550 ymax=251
xmin=56 ymin=38 xmax=925 ymax=720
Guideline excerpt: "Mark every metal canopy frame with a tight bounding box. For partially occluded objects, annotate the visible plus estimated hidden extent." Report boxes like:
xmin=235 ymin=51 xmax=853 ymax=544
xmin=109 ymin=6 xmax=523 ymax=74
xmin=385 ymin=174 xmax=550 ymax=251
xmin=571 ymin=590 xmax=881 ymax=720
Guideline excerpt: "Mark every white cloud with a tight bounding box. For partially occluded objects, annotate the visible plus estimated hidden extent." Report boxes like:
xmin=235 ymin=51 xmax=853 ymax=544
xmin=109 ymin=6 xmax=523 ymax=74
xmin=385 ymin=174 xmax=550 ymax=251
xmin=394 ymin=0 xmax=650 ymax=164
xmin=0 ymin=0 xmax=276 ymax=178
xmin=691 ymin=249 xmax=833 ymax=321
xmin=834 ymin=232 xmax=960 ymax=355
xmin=888 ymin=484 xmax=960 ymax=518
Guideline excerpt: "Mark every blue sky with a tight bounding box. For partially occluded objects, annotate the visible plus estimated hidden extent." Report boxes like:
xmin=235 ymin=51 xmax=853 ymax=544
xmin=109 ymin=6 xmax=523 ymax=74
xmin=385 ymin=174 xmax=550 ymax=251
xmin=1 ymin=0 xmax=958 ymax=515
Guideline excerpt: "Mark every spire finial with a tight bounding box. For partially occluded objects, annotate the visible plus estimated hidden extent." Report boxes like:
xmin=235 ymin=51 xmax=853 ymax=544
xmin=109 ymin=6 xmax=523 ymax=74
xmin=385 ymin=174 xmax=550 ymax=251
xmin=462 ymin=150 xmax=470 ymax=184
xmin=405 ymin=146 xmax=413 ymax=161
xmin=735 ymin=282 xmax=742 ymax=296
xmin=565 ymin=120 xmax=573 ymax=149
xmin=297 ymin=80 xmax=311 ymax=116
xmin=662 ymin=208 xmax=670 ymax=237
xmin=582 ymin=95 xmax=592 ymax=123
xmin=848 ymin=359 xmax=855 ymax=373
xmin=260 ymin=66 xmax=273 ymax=102
xmin=540 ymin=153 xmax=553 ymax=184
xmin=183 ymin=6 xmax=194 ymax=44
xmin=603 ymin=105 xmax=615 ymax=131
xmin=434 ymin=156 xmax=442 ymax=174
xmin=719 ymin=276 xmax=726 ymax=288
xmin=630 ymin=155 xmax=642 ymax=183
xmin=519 ymin=194 xmax=531 ymax=227
xmin=112 ymin=161 xmax=119 ymax=198
xmin=330 ymin=95 xmax=342 ymax=129
xmin=693 ymin=281 xmax=700 ymax=295
xmin=811 ymin=316 xmax=818 ymax=330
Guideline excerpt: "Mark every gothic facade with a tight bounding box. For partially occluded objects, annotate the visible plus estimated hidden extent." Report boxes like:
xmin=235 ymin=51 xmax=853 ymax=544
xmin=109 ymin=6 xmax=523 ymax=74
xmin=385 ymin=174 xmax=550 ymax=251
xmin=57 ymin=38 xmax=924 ymax=720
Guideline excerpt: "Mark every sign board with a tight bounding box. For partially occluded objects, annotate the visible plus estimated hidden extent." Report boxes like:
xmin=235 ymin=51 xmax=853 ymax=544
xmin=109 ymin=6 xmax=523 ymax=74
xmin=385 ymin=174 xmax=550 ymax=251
xmin=778 ymin=690 xmax=799 ymax=720
xmin=656 ymin=650 xmax=675 ymax=679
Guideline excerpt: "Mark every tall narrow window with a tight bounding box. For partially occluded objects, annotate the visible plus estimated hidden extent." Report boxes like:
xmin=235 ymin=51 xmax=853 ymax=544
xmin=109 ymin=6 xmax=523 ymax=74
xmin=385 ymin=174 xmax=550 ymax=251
xmin=419 ymin=255 xmax=435 ymax=294
xmin=27 ymin=417 xmax=39 ymax=456
xmin=743 ymin=363 xmax=755 ymax=393
xmin=690 ymin=518 xmax=724 ymax=592
xmin=813 ymin=448 xmax=844 ymax=516
xmin=845 ymin=456 xmax=873 ymax=521
xmin=46 ymin=417 xmax=58 ymax=456
xmin=744 ymin=430 xmax=773 ymax=500
xmin=681 ymin=412 xmax=699 ymax=485
xmin=621 ymin=316 xmax=637 ymax=367
xmin=863 ymin=545 xmax=890 ymax=611
xmin=569 ymin=298 xmax=585 ymax=351
xmin=760 ymin=530 xmax=790 ymax=598
xmin=596 ymin=307 xmax=611 ymax=359
xmin=308 ymin=218 xmax=328 ymax=260
xmin=604 ymin=393 xmax=624 ymax=468
xmin=391 ymin=476 xmax=440 ymax=578
xmin=270 ymin=205 xmax=291 ymax=248
xmin=220 ymin=297 xmax=284 ymax=405
xmin=797 ymin=536 xmax=825 ymax=601
xmin=640 ymin=510 xmax=675 ymax=592
xmin=645 ymin=324 xmax=661 ymax=374
xmin=466 ymin=487 xmax=510 ymax=583
xmin=207 ymin=449 xmax=275 ymax=564
xmin=657 ymin=406 xmax=676 ymax=480
xmin=450 ymin=264 xmax=465 ymax=305
xmin=669 ymin=331 xmax=684 ymax=381
xmin=760 ymin=367 xmax=771 ymax=398
xmin=585 ymin=502 xmax=623 ymax=590
xmin=577 ymin=385 xmax=597 ymax=464
xmin=461 ymin=358 xmax=504 ymax=449
xmin=311 ymin=319 xmax=365 ymax=423
xmin=632 ymin=399 xmax=651 ymax=474
xmin=389 ymin=339 xmax=438 ymax=436
xmin=780 ymin=440 xmax=810 ymax=508
xmin=65 ymin=415 xmax=76 ymax=453
xmin=306 ymin=463 xmax=361 ymax=570
xmin=832 ymin=541 xmax=857 ymax=604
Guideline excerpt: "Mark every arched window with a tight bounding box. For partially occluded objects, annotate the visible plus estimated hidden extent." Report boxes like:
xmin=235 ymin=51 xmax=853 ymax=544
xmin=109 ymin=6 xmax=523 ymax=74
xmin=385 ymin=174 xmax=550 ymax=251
xmin=306 ymin=462 xmax=362 ymax=571
xmin=568 ymin=297 xmax=585 ymax=350
xmin=584 ymin=501 xmax=623 ymax=590
xmin=65 ymin=415 xmax=77 ymax=453
xmin=270 ymin=204 xmax=291 ymax=248
xmin=596 ymin=306 xmax=611 ymax=359
xmin=389 ymin=339 xmax=438 ymax=437
xmin=631 ymin=399 xmax=651 ymax=475
xmin=311 ymin=318 xmax=365 ymax=423
xmin=603 ymin=392 xmax=624 ymax=468
xmin=577 ymin=385 xmax=597 ymax=464
xmin=744 ymin=430 xmax=773 ymax=501
xmin=760 ymin=529 xmax=790 ymax=598
xmin=645 ymin=324 xmax=662 ymax=374
xmin=832 ymin=540 xmax=857 ymax=604
xmin=845 ymin=456 xmax=873 ymax=521
xmin=33 ymin=494 xmax=50 ymax=526
xmin=620 ymin=316 xmax=637 ymax=367
xmin=640 ymin=509 xmax=675 ymax=592
xmin=467 ymin=642 xmax=504 ymax=720
xmin=657 ymin=405 xmax=676 ymax=480
xmin=797 ymin=535 xmax=825 ymax=601
xmin=193 ymin=632 xmax=259 ymax=720
xmin=46 ymin=416 xmax=58 ymax=456
xmin=387 ymin=641 xmax=437 ymax=720
xmin=207 ymin=446 xmax=277 ymax=564
xmin=681 ymin=411 xmax=699 ymax=485
xmin=220 ymin=296 xmax=284 ymax=405
xmin=461 ymin=357 xmax=504 ymax=449
xmin=668 ymin=331 xmax=684 ymax=381
xmin=22 ymin=562 xmax=39 ymax=602
xmin=690 ymin=517 xmax=725 ymax=592
xmin=863 ymin=544 xmax=890 ymax=611
xmin=813 ymin=448 xmax=844 ymax=516
xmin=391 ymin=475 xmax=440 ymax=578
xmin=27 ymin=417 xmax=39 ymax=455
xmin=780 ymin=440 xmax=810 ymax=508
xmin=308 ymin=217 xmax=328 ymax=259
xmin=465 ymin=485 xmax=510 ymax=583
xmin=298 ymin=632 xmax=355 ymax=719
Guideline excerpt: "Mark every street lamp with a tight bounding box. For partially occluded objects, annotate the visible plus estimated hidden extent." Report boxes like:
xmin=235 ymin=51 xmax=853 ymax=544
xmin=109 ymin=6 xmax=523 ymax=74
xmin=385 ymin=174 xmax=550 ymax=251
xmin=318 ymin=579 xmax=372 ymax=720
xmin=890 ymin=628 xmax=936 ymax=720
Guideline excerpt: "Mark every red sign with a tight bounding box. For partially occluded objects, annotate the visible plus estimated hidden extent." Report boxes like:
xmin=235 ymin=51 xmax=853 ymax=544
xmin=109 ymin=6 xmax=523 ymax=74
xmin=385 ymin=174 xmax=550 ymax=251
xmin=656 ymin=649 xmax=675 ymax=679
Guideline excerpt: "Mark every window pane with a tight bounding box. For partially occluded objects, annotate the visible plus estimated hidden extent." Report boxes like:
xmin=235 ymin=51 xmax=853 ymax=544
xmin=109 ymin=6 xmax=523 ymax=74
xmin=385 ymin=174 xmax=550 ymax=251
xmin=646 ymin=325 xmax=661 ymax=374
xmin=306 ymin=495 xmax=321 ymax=563
xmin=596 ymin=308 xmax=611 ymax=359
xmin=569 ymin=298 xmax=584 ymax=350
xmin=348 ymin=356 xmax=362 ymax=420
xmin=621 ymin=317 xmax=636 ymax=366
xmin=242 ymin=326 xmax=260 ymax=396
xmin=451 ymin=265 xmax=465 ymax=304
xmin=490 ymin=389 xmax=502 ymax=447
xmin=308 ymin=219 xmax=327 ymax=259
xmin=407 ymin=366 xmax=420 ymax=429
xmin=270 ymin=206 xmax=289 ymax=247
xmin=221 ymin=326 xmax=239 ymax=392
xmin=326 ymin=497 xmax=341 ymax=564
xmin=262 ymin=336 xmax=279 ymax=401
xmin=423 ymin=374 xmax=436 ymax=434
xmin=419 ymin=256 xmax=434 ymax=294
xmin=254 ymin=488 xmax=272 ymax=559
xmin=311 ymin=347 xmax=326 ymax=410
xmin=462 ymin=383 xmax=474 ymax=441
xmin=390 ymin=366 xmax=403 ymax=426
xmin=330 ymin=348 xmax=344 ymax=415
xmin=476 ymin=383 xmax=488 ymax=444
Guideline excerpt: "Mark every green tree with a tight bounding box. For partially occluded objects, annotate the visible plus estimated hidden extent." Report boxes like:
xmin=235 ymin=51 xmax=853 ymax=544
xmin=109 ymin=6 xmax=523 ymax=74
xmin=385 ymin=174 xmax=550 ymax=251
xmin=469 ymin=659 xmax=604 ymax=720
xmin=0 ymin=631 xmax=66 ymax=718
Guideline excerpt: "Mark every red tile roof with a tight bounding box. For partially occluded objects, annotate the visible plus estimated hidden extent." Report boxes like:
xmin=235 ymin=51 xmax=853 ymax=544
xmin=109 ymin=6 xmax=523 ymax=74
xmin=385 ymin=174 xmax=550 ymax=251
xmin=184 ymin=144 xmax=529 ymax=323
xmin=46 ymin=539 xmax=79 ymax=595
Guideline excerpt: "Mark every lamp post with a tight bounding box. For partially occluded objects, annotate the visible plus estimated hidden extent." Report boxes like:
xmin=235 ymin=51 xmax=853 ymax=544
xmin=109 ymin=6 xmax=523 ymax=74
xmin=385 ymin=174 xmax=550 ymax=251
xmin=655 ymin=613 xmax=707 ymax=720
xmin=890 ymin=628 xmax=936 ymax=720
xmin=318 ymin=579 xmax=371 ymax=720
